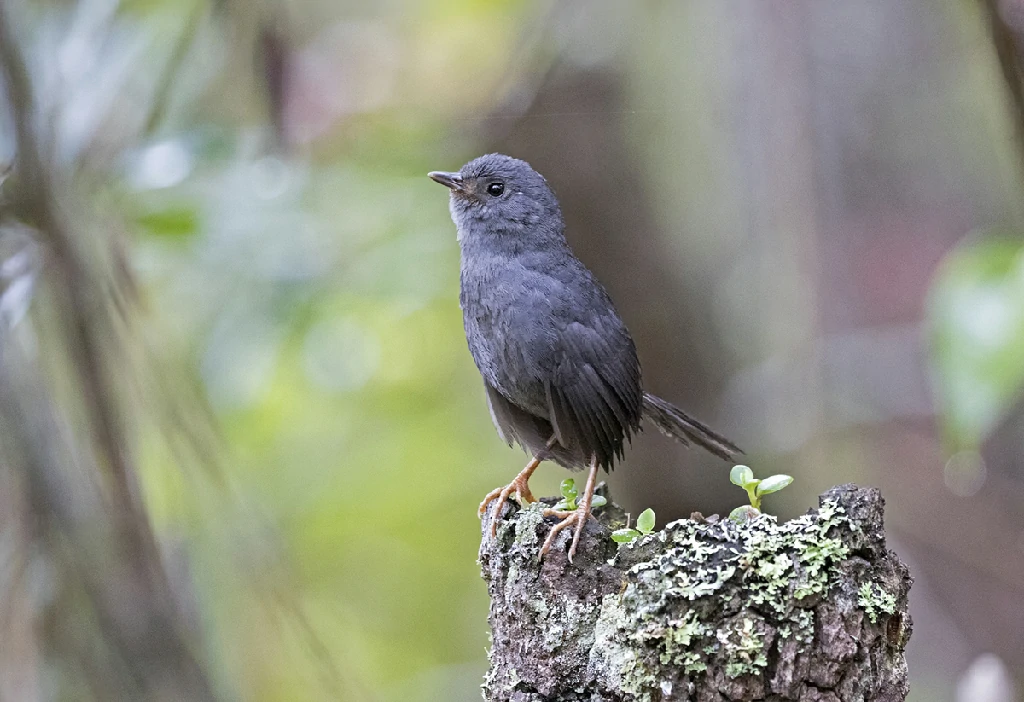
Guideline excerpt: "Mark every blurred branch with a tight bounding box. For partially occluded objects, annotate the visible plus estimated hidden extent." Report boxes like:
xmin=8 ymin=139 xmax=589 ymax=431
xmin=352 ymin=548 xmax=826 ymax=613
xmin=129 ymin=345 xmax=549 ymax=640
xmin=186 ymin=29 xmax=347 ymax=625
xmin=0 ymin=2 xmax=150 ymax=560
xmin=258 ymin=20 xmax=290 ymax=149
xmin=144 ymin=0 xmax=208 ymax=135
xmin=982 ymin=0 xmax=1024 ymax=163
xmin=0 ymin=4 xmax=219 ymax=699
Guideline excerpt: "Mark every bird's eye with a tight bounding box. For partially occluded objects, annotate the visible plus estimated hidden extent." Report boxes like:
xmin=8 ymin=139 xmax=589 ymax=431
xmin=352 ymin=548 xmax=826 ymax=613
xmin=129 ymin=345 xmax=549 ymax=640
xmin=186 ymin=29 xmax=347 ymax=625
xmin=486 ymin=182 xmax=505 ymax=197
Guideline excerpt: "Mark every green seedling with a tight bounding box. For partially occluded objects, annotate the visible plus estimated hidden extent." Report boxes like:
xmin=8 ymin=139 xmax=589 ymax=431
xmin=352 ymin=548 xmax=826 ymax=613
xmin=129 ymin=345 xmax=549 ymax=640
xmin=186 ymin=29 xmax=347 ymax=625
xmin=611 ymin=507 xmax=655 ymax=544
xmin=553 ymin=478 xmax=607 ymax=511
xmin=728 ymin=465 xmax=793 ymax=522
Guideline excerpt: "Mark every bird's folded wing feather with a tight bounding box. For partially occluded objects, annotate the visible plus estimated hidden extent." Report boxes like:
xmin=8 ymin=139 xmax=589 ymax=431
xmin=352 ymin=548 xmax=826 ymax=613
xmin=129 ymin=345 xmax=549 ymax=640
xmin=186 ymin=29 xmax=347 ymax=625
xmin=543 ymin=317 xmax=642 ymax=465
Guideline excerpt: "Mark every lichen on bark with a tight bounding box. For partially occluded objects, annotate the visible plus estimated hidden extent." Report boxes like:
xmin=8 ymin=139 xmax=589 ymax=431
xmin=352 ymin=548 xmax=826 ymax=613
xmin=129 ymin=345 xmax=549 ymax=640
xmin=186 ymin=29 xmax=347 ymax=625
xmin=479 ymin=484 xmax=912 ymax=702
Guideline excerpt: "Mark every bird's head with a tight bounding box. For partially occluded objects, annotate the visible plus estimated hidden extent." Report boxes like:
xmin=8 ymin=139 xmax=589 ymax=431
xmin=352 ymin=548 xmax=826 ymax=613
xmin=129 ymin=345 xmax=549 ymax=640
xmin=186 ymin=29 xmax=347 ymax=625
xmin=429 ymin=154 xmax=564 ymax=251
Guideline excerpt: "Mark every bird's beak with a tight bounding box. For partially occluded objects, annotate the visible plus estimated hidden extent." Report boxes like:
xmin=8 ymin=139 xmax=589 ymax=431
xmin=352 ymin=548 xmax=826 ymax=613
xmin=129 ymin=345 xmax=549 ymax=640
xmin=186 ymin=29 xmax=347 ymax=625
xmin=428 ymin=171 xmax=463 ymax=191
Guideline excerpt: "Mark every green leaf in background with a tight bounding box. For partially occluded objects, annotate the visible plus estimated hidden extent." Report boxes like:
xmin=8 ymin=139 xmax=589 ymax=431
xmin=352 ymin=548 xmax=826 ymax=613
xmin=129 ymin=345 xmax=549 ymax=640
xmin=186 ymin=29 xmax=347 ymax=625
xmin=730 ymin=464 xmax=754 ymax=487
xmin=756 ymin=474 xmax=793 ymax=496
xmin=928 ymin=233 xmax=1024 ymax=448
xmin=136 ymin=205 xmax=199 ymax=239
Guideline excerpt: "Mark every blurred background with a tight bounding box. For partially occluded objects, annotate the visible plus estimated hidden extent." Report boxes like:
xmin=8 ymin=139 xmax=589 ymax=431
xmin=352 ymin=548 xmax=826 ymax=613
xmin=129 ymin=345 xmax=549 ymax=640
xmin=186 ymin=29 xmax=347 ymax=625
xmin=1 ymin=0 xmax=1023 ymax=700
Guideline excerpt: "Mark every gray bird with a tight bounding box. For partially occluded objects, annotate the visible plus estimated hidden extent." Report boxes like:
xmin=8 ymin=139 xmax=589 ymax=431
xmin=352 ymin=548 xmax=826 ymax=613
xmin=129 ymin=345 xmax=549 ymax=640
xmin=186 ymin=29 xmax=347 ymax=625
xmin=429 ymin=154 xmax=740 ymax=561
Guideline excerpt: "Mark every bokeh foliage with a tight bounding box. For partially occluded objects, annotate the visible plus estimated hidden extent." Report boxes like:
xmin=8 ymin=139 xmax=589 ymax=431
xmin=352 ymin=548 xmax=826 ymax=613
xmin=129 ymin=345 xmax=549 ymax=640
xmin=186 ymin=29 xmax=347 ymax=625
xmin=2 ymin=0 xmax=557 ymax=700
xmin=5 ymin=1 xmax=1024 ymax=700
xmin=929 ymin=233 xmax=1024 ymax=450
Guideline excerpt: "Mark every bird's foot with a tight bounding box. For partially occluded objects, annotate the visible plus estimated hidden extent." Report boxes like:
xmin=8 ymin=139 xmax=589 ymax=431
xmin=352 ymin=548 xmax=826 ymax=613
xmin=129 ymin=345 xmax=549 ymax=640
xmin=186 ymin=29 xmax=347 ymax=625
xmin=539 ymin=503 xmax=591 ymax=563
xmin=479 ymin=472 xmax=538 ymax=537
xmin=539 ymin=456 xmax=599 ymax=562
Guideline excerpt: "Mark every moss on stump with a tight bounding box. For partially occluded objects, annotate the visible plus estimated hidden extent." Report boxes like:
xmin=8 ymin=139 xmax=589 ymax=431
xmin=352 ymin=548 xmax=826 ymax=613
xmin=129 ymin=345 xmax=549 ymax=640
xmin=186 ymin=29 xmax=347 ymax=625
xmin=479 ymin=484 xmax=912 ymax=702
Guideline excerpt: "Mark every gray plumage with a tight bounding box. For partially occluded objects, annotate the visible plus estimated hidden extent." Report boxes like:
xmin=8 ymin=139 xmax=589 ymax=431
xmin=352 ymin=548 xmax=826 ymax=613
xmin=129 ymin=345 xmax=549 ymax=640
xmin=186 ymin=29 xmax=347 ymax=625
xmin=431 ymin=153 xmax=739 ymax=471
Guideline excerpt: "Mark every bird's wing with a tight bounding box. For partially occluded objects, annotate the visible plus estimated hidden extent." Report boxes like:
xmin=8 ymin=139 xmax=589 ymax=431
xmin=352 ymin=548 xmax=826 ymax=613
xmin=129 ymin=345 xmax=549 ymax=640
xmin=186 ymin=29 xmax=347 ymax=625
xmin=543 ymin=315 xmax=642 ymax=467
xmin=467 ymin=260 xmax=642 ymax=467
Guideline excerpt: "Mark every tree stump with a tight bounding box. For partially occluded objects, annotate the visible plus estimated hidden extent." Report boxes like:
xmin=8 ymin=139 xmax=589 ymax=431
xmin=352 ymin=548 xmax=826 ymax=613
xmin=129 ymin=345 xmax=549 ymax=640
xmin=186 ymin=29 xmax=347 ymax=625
xmin=479 ymin=484 xmax=912 ymax=702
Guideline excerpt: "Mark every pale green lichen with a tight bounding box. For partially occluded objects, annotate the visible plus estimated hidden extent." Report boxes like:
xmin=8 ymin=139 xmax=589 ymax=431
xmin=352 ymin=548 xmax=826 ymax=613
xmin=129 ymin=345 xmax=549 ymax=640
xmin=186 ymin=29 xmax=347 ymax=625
xmin=720 ymin=616 xmax=768 ymax=678
xmin=497 ymin=506 xmax=550 ymax=608
xmin=586 ymin=499 xmax=855 ymax=699
xmin=792 ymin=609 xmax=815 ymax=647
xmin=482 ymin=642 xmax=520 ymax=698
xmin=657 ymin=611 xmax=708 ymax=669
xmin=738 ymin=504 xmax=850 ymax=610
xmin=540 ymin=598 xmax=599 ymax=654
xmin=511 ymin=503 xmax=546 ymax=547
xmin=858 ymin=582 xmax=896 ymax=624
xmin=756 ymin=553 xmax=792 ymax=580
xmin=528 ymin=595 xmax=549 ymax=621
xmin=506 ymin=667 xmax=521 ymax=688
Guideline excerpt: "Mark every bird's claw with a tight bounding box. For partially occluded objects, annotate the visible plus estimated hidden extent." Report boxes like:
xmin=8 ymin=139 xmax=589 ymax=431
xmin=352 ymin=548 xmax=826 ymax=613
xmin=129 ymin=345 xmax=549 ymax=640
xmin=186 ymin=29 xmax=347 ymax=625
xmin=480 ymin=474 xmax=537 ymax=537
xmin=540 ymin=506 xmax=590 ymax=563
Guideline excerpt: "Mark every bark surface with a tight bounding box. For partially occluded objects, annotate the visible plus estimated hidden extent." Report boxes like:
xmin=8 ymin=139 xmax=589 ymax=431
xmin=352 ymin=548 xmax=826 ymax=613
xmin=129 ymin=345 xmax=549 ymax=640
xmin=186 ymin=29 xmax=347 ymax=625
xmin=479 ymin=484 xmax=912 ymax=702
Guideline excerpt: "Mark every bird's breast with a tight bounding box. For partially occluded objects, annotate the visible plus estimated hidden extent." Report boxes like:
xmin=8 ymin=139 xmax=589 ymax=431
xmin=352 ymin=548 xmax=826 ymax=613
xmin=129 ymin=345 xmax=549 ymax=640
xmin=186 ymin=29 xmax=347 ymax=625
xmin=459 ymin=259 xmax=557 ymax=417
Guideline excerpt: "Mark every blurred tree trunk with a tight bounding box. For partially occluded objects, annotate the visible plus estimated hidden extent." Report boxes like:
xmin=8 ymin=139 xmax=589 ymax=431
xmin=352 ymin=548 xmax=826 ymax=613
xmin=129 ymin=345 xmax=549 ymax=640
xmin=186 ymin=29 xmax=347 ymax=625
xmin=0 ymin=472 xmax=39 ymax=702
xmin=982 ymin=0 xmax=1024 ymax=161
xmin=0 ymin=5 xmax=219 ymax=700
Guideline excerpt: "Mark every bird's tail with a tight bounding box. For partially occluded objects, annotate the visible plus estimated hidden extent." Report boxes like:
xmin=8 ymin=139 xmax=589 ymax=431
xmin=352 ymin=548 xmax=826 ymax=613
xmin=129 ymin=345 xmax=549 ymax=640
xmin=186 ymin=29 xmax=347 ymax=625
xmin=641 ymin=392 xmax=742 ymax=461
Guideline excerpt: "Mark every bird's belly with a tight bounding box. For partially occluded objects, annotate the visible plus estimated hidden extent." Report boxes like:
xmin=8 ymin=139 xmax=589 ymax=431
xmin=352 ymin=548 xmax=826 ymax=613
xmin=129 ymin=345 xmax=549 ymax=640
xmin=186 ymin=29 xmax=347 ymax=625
xmin=464 ymin=311 xmax=550 ymax=419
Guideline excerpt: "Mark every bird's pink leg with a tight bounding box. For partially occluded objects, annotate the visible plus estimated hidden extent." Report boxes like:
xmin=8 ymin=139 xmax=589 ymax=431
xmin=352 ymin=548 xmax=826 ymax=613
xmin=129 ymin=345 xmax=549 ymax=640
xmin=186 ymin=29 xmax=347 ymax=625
xmin=540 ymin=456 xmax=599 ymax=563
xmin=479 ymin=455 xmax=543 ymax=537
xmin=479 ymin=436 xmax=558 ymax=537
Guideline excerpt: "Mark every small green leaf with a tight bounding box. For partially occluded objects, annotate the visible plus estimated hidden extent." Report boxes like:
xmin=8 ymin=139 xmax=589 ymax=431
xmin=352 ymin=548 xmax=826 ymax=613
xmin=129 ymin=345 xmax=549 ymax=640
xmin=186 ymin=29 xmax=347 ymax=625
xmin=590 ymin=495 xmax=607 ymax=509
xmin=552 ymin=499 xmax=570 ymax=511
xmin=756 ymin=474 xmax=793 ymax=496
xmin=729 ymin=505 xmax=761 ymax=524
xmin=611 ymin=528 xmax=641 ymax=543
xmin=137 ymin=206 xmax=199 ymax=239
xmin=636 ymin=508 xmax=656 ymax=534
xmin=560 ymin=479 xmax=578 ymax=501
xmin=747 ymin=489 xmax=761 ymax=510
xmin=730 ymin=465 xmax=754 ymax=487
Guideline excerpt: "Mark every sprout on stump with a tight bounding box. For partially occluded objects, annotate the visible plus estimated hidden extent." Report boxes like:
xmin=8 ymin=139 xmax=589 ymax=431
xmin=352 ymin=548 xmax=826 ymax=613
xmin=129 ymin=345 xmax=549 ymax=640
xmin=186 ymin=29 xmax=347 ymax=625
xmin=729 ymin=465 xmax=793 ymax=523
